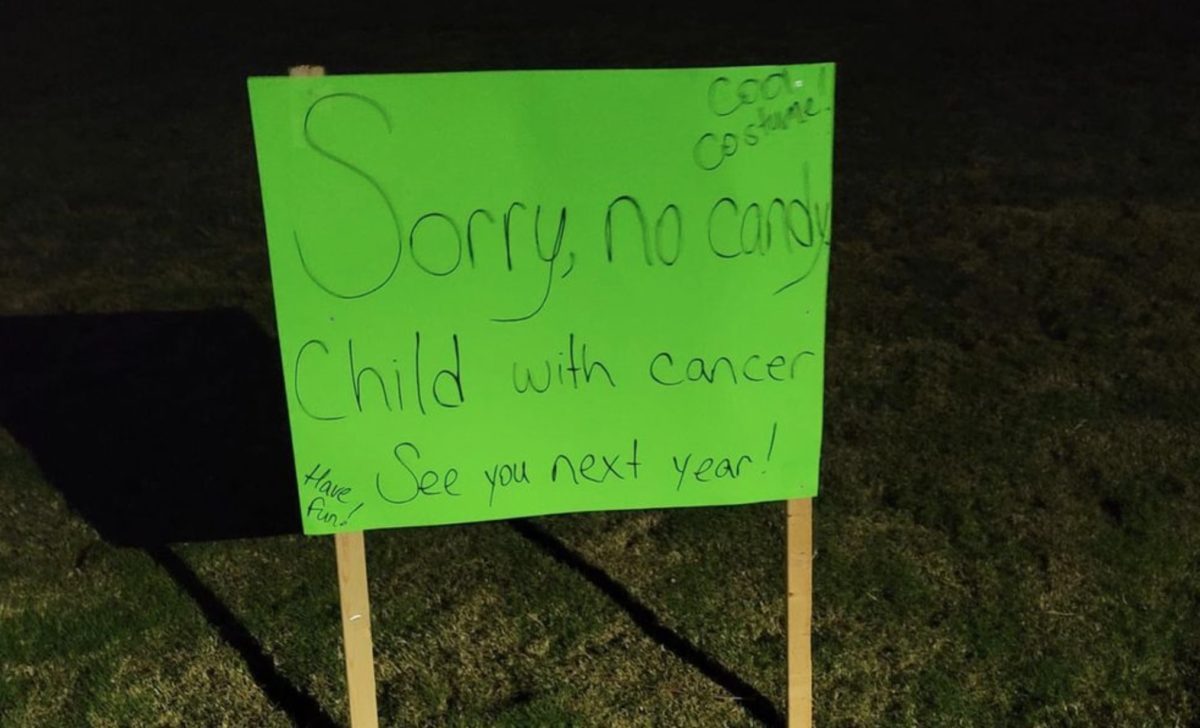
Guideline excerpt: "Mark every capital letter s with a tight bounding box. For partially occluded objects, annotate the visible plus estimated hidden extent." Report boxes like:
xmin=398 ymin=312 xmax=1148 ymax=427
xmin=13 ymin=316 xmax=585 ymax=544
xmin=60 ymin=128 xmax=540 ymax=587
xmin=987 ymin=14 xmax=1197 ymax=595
xmin=296 ymin=93 xmax=402 ymax=299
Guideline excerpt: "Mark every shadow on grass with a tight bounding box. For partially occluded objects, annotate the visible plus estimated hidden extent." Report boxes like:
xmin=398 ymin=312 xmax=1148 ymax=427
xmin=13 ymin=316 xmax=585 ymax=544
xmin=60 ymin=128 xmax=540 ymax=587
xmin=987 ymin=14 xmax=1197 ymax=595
xmin=0 ymin=308 xmax=300 ymax=545
xmin=148 ymin=544 xmax=337 ymax=727
xmin=0 ymin=308 xmax=783 ymax=725
xmin=0 ymin=308 xmax=336 ymax=726
xmin=512 ymin=519 xmax=785 ymax=727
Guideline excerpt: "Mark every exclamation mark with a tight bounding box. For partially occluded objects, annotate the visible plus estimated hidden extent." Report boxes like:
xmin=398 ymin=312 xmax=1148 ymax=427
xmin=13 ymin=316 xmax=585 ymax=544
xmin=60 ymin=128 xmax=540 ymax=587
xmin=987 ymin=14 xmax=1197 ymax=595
xmin=340 ymin=502 xmax=363 ymax=526
xmin=763 ymin=422 xmax=778 ymax=474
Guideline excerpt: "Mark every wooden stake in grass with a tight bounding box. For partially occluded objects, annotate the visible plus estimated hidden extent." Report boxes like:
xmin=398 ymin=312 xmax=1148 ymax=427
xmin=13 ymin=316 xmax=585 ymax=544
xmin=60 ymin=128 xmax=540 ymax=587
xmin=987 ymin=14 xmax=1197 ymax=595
xmin=334 ymin=530 xmax=379 ymax=728
xmin=787 ymin=498 xmax=814 ymax=728
xmin=290 ymin=64 xmax=379 ymax=728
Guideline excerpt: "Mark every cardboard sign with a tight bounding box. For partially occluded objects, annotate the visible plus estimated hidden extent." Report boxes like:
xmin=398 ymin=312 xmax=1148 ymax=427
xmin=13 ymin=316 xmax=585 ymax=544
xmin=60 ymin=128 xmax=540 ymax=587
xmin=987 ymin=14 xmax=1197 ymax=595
xmin=248 ymin=64 xmax=834 ymax=534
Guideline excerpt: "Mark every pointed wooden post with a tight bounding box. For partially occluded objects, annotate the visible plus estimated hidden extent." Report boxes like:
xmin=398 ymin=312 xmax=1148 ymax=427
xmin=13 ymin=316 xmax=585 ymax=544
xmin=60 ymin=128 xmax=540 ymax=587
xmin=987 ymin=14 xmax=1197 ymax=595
xmin=787 ymin=498 xmax=814 ymax=728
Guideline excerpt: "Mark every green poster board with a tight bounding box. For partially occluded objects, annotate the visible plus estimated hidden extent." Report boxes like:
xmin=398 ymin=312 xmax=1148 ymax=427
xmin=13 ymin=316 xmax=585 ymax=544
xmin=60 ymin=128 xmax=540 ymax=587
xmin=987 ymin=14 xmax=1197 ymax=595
xmin=248 ymin=64 xmax=834 ymax=534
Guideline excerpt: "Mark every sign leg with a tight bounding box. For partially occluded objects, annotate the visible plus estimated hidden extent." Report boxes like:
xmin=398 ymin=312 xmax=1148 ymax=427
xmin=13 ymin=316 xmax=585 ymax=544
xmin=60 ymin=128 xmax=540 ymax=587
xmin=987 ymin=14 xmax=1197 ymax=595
xmin=335 ymin=531 xmax=379 ymax=728
xmin=787 ymin=498 xmax=814 ymax=728
xmin=286 ymin=61 xmax=377 ymax=728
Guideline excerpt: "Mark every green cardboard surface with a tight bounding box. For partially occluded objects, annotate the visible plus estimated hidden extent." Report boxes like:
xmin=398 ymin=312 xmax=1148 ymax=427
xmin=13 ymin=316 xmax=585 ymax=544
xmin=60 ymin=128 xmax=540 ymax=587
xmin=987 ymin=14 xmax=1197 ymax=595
xmin=247 ymin=64 xmax=834 ymax=534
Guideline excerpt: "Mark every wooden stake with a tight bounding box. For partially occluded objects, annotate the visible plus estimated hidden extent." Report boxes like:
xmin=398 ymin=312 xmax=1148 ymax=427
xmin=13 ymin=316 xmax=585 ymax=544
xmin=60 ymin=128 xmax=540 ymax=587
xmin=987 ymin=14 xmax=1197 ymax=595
xmin=787 ymin=498 xmax=814 ymax=728
xmin=291 ymin=63 xmax=378 ymax=728
xmin=289 ymin=64 xmax=326 ymax=78
xmin=334 ymin=531 xmax=379 ymax=728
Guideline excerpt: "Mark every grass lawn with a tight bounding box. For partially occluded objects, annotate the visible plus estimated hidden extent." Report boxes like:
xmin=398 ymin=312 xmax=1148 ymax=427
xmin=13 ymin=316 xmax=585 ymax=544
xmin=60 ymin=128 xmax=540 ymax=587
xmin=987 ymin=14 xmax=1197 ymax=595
xmin=2 ymin=4 xmax=1198 ymax=726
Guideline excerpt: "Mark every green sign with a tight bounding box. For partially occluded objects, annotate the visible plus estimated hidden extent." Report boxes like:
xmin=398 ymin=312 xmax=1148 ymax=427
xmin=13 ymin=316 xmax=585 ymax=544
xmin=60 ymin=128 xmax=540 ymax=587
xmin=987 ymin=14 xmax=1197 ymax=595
xmin=248 ymin=64 xmax=834 ymax=534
